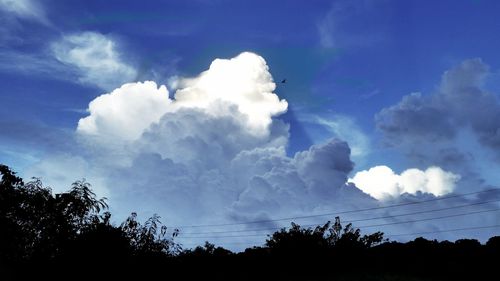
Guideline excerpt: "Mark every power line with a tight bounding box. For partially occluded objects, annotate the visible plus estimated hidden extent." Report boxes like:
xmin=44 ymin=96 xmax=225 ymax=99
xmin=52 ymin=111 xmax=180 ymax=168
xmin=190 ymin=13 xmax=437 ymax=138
xmin=389 ymin=224 xmax=500 ymax=237
xmin=179 ymin=241 xmax=266 ymax=247
xmin=176 ymin=208 xmax=500 ymax=239
xmin=358 ymin=208 xmax=500 ymax=228
xmin=179 ymin=199 xmax=500 ymax=235
xmin=168 ymin=188 xmax=499 ymax=229
xmin=178 ymin=225 xmax=500 ymax=248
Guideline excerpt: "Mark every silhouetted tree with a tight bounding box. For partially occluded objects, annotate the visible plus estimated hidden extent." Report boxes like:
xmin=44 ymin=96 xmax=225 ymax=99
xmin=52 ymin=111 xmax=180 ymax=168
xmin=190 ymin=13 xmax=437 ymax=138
xmin=266 ymin=216 xmax=386 ymax=255
xmin=486 ymin=236 xmax=500 ymax=249
xmin=182 ymin=241 xmax=232 ymax=257
xmin=0 ymin=164 xmax=181 ymax=264
xmin=56 ymin=179 xmax=108 ymax=230
xmin=0 ymin=164 xmax=26 ymax=261
xmin=121 ymin=212 xmax=181 ymax=257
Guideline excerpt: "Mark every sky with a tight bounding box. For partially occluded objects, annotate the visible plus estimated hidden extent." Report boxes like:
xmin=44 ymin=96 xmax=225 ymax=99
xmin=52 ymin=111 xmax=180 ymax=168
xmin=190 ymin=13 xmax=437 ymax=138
xmin=1 ymin=0 xmax=500 ymax=250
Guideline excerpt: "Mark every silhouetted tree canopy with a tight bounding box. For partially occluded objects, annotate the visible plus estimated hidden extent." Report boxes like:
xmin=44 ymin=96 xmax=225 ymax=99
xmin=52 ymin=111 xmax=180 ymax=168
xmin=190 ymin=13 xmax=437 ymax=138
xmin=182 ymin=241 xmax=232 ymax=257
xmin=265 ymin=217 xmax=386 ymax=257
xmin=0 ymin=164 xmax=178 ymax=264
xmin=1 ymin=164 xmax=499 ymax=281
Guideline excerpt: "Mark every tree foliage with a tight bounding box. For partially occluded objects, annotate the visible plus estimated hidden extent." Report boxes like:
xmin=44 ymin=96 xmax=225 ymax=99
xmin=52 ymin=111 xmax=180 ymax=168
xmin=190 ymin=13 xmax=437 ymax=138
xmin=1 ymin=164 xmax=499 ymax=281
xmin=121 ymin=212 xmax=181 ymax=256
xmin=0 ymin=164 xmax=179 ymax=263
xmin=265 ymin=217 xmax=386 ymax=255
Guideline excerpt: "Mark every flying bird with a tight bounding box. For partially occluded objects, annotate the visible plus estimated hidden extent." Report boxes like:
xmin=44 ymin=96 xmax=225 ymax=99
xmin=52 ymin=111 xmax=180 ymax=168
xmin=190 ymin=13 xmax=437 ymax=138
xmin=281 ymin=79 xmax=287 ymax=84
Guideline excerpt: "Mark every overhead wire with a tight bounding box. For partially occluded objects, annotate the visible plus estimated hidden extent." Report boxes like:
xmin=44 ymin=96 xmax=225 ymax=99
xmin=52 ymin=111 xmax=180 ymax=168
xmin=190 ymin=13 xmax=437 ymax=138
xmin=177 ymin=224 xmax=500 ymax=248
xmin=167 ymin=188 xmax=499 ymax=229
xmin=389 ymin=224 xmax=500 ymax=237
xmin=178 ymin=199 xmax=500 ymax=235
xmin=176 ymin=208 xmax=500 ymax=239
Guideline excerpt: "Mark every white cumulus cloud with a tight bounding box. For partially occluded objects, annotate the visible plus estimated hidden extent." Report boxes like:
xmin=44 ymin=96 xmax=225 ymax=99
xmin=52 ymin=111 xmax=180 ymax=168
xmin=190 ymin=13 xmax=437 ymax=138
xmin=77 ymin=52 xmax=288 ymax=144
xmin=77 ymin=81 xmax=171 ymax=142
xmin=349 ymin=165 xmax=461 ymax=200
xmin=173 ymin=52 xmax=288 ymax=136
xmin=51 ymin=32 xmax=137 ymax=90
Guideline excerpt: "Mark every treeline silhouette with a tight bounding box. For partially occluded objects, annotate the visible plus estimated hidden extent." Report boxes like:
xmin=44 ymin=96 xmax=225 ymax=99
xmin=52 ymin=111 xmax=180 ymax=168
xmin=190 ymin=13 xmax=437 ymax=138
xmin=1 ymin=164 xmax=499 ymax=280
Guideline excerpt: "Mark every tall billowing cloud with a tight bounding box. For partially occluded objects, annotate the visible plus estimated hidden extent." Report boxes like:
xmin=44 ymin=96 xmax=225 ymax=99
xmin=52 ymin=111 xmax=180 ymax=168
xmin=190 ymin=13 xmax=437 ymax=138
xmin=376 ymin=58 xmax=500 ymax=157
xmin=51 ymin=32 xmax=138 ymax=90
xmin=70 ymin=52 xmax=371 ymax=233
xmin=375 ymin=58 xmax=500 ymax=193
xmin=353 ymin=58 xmax=500 ymax=242
xmin=349 ymin=166 xmax=461 ymax=200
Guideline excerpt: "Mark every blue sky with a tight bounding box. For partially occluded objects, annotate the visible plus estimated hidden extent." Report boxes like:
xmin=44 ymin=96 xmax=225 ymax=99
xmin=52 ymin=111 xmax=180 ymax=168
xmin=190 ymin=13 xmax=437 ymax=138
xmin=1 ymin=0 xmax=500 ymax=249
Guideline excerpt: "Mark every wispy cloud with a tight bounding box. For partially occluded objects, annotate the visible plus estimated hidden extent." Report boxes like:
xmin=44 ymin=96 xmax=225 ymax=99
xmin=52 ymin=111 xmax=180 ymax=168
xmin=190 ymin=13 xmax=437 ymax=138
xmin=315 ymin=115 xmax=370 ymax=158
xmin=360 ymin=88 xmax=381 ymax=100
xmin=297 ymin=113 xmax=371 ymax=162
xmin=51 ymin=32 xmax=138 ymax=90
xmin=0 ymin=31 xmax=138 ymax=90
xmin=0 ymin=49 xmax=67 ymax=76
xmin=317 ymin=0 xmax=386 ymax=49
xmin=0 ymin=0 xmax=49 ymax=25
